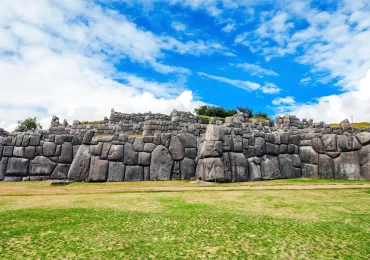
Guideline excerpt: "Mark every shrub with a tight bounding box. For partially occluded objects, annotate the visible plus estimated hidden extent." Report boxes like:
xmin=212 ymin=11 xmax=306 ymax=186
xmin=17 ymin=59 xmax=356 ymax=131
xmin=16 ymin=117 xmax=42 ymax=132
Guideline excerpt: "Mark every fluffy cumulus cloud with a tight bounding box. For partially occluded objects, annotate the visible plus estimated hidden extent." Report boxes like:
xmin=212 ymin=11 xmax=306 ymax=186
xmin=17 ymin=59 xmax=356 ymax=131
xmin=0 ymin=0 xmax=208 ymax=131
xmin=273 ymin=70 xmax=370 ymax=123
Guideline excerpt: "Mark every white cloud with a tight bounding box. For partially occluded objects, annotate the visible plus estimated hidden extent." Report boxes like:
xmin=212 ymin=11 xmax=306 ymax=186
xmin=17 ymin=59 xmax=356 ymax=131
xmin=273 ymin=70 xmax=370 ymax=123
xmin=300 ymin=77 xmax=312 ymax=84
xmin=171 ymin=21 xmax=186 ymax=32
xmin=0 ymin=0 xmax=208 ymax=131
xmin=221 ymin=23 xmax=235 ymax=33
xmin=261 ymin=83 xmax=280 ymax=94
xmin=272 ymin=96 xmax=295 ymax=105
xmin=234 ymin=63 xmax=279 ymax=77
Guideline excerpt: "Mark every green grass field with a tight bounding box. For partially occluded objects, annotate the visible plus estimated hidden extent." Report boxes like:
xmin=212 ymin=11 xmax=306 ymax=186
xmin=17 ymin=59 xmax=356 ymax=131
xmin=0 ymin=180 xmax=369 ymax=259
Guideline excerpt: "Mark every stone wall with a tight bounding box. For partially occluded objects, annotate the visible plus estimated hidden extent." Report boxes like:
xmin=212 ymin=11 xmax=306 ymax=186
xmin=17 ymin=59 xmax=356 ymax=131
xmin=1 ymin=110 xmax=370 ymax=182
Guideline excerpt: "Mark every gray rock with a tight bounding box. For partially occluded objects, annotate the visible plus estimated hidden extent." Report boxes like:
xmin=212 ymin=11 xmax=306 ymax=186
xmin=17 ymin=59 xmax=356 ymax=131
xmin=125 ymin=166 xmax=143 ymax=181
xmin=265 ymin=142 xmax=279 ymax=156
xmin=29 ymin=156 xmax=57 ymax=176
xmin=55 ymin=145 xmax=62 ymax=157
xmin=143 ymin=143 xmax=156 ymax=153
xmin=180 ymin=158 xmax=196 ymax=180
xmin=138 ymin=152 xmax=151 ymax=166
xmin=43 ymin=142 xmax=56 ymax=157
xmin=279 ymin=144 xmax=288 ymax=154
xmin=230 ymin=152 xmax=248 ymax=182
xmin=322 ymin=134 xmax=337 ymax=151
xmin=24 ymin=176 xmax=51 ymax=181
xmin=334 ymin=151 xmax=361 ymax=180
xmin=62 ymin=135 xmax=74 ymax=142
xmin=359 ymin=145 xmax=370 ymax=166
xmin=3 ymin=146 xmax=13 ymax=157
xmin=118 ymin=133 xmax=128 ymax=142
xmin=133 ymin=138 xmax=144 ymax=152
xmin=242 ymin=138 xmax=249 ymax=150
xmin=243 ymin=146 xmax=255 ymax=159
xmin=160 ymin=133 xmax=171 ymax=148
xmin=254 ymin=137 xmax=266 ymax=157
xmin=59 ymin=142 xmax=73 ymax=163
xmin=100 ymin=143 xmax=112 ymax=160
xmin=326 ymin=151 xmax=341 ymax=158
xmin=184 ymin=148 xmax=197 ymax=159
xmin=0 ymin=158 xmax=8 ymax=180
xmin=311 ymin=137 xmax=325 ymax=154
xmin=278 ymin=154 xmax=294 ymax=178
xmin=178 ymin=133 xmax=197 ymax=148
xmin=107 ymin=144 xmax=124 ymax=161
xmin=196 ymin=157 xmax=225 ymax=182
xmin=0 ymin=146 xmax=2 ymax=158
xmin=199 ymin=141 xmax=223 ymax=158
xmin=89 ymin=143 xmax=103 ymax=156
xmin=88 ymin=156 xmax=108 ymax=182
xmin=82 ymin=130 xmax=94 ymax=145
xmin=144 ymin=167 xmax=150 ymax=180
xmin=261 ymin=156 xmax=280 ymax=180
xmin=29 ymin=134 xmax=41 ymax=146
xmin=300 ymin=146 xmax=318 ymax=164
xmin=153 ymin=131 xmax=161 ymax=145
xmin=172 ymin=161 xmax=181 ymax=180
xmin=123 ymin=143 xmax=138 ymax=165
xmin=4 ymin=176 xmax=23 ymax=182
xmin=21 ymin=135 xmax=30 ymax=146
xmin=360 ymin=161 xmax=370 ymax=180
xmin=223 ymin=135 xmax=233 ymax=152
xmin=356 ymin=132 xmax=370 ymax=146
xmin=5 ymin=158 xmax=29 ymax=176
xmin=299 ymin=140 xmax=312 ymax=146
xmin=107 ymin=162 xmax=125 ymax=182
xmin=15 ymin=135 xmax=23 ymax=146
xmin=169 ymin=135 xmax=185 ymax=160
xmin=55 ymin=135 xmax=63 ymax=145
xmin=280 ymin=132 xmax=290 ymax=144
xmin=143 ymin=136 xmax=154 ymax=143
xmin=73 ymin=145 xmax=80 ymax=157
xmin=291 ymin=154 xmax=301 ymax=168
xmin=51 ymin=164 xmax=71 ymax=179
xmin=204 ymin=124 xmax=224 ymax=141
xmin=68 ymin=145 xmax=91 ymax=181
xmin=319 ymin=154 xmax=334 ymax=178
xmin=289 ymin=134 xmax=300 ymax=145
xmin=248 ymin=157 xmax=261 ymax=181
xmin=150 ymin=145 xmax=173 ymax=180
xmin=13 ymin=146 xmax=25 ymax=157
xmin=35 ymin=146 xmax=43 ymax=156
xmin=302 ymin=164 xmax=318 ymax=178
xmin=24 ymin=147 xmax=36 ymax=160
xmin=2 ymin=137 xmax=12 ymax=146
xmin=232 ymin=136 xmax=243 ymax=152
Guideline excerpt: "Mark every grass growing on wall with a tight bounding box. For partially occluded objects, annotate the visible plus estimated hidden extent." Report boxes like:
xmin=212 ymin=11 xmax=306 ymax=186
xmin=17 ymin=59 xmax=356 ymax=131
xmin=329 ymin=122 xmax=370 ymax=129
xmin=0 ymin=180 xmax=369 ymax=259
xmin=197 ymin=115 xmax=226 ymax=123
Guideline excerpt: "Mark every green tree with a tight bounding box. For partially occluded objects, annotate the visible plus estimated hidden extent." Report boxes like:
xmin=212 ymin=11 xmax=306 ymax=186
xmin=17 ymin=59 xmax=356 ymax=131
xmin=236 ymin=106 xmax=253 ymax=118
xmin=16 ymin=117 xmax=42 ymax=132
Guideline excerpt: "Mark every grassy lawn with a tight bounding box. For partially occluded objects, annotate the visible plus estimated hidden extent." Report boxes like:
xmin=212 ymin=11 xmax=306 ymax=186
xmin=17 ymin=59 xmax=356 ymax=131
xmin=0 ymin=181 xmax=369 ymax=259
xmin=329 ymin=122 xmax=370 ymax=129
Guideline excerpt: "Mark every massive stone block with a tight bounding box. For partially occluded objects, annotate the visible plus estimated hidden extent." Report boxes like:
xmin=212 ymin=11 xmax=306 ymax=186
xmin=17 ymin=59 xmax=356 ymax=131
xmin=169 ymin=135 xmax=185 ymax=161
xmin=230 ymin=152 xmax=248 ymax=182
xmin=138 ymin=152 xmax=151 ymax=166
xmin=13 ymin=147 xmax=25 ymax=157
xmin=43 ymin=142 xmax=56 ymax=157
xmin=196 ymin=157 xmax=225 ymax=182
xmin=311 ymin=137 xmax=325 ymax=154
xmin=24 ymin=147 xmax=36 ymax=160
xmin=360 ymin=161 xmax=370 ymax=180
xmin=82 ymin=130 xmax=94 ymax=145
xmin=107 ymin=162 xmax=125 ymax=182
xmin=199 ymin=141 xmax=223 ymax=158
xmin=6 ymin=158 xmax=29 ymax=176
xmin=184 ymin=148 xmax=197 ymax=159
xmin=254 ymin=137 xmax=266 ymax=157
xmin=261 ymin=156 xmax=280 ymax=180
xmin=358 ymin=145 xmax=370 ymax=166
xmin=143 ymin=143 xmax=156 ymax=153
xmin=302 ymin=164 xmax=318 ymax=178
xmin=248 ymin=157 xmax=261 ymax=181
xmin=0 ymin=157 xmax=8 ymax=181
xmin=123 ymin=143 xmax=138 ymax=165
xmin=334 ymin=152 xmax=361 ymax=180
xmin=178 ymin=133 xmax=197 ymax=148
xmin=3 ymin=146 xmax=13 ymax=157
xmin=125 ymin=166 xmax=143 ymax=181
xmin=88 ymin=156 xmax=108 ymax=182
xmin=100 ymin=143 xmax=112 ymax=160
xmin=107 ymin=144 xmax=124 ymax=161
xmin=59 ymin=142 xmax=73 ymax=163
xmin=232 ymin=136 xmax=243 ymax=152
xmin=356 ymin=132 xmax=370 ymax=146
xmin=68 ymin=144 xmax=91 ymax=182
xmin=29 ymin=156 xmax=57 ymax=176
xmin=29 ymin=135 xmax=41 ymax=146
xmin=319 ymin=154 xmax=334 ymax=179
xmin=89 ymin=143 xmax=103 ymax=156
xmin=133 ymin=138 xmax=144 ymax=152
xmin=204 ymin=124 xmax=224 ymax=141
xmin=278 ymin=154 xmax=294 ymax=179
xmin=51 ymin=164 xmax=71 ymax=179
xmin=150 ymin=145 xmax=173 ymax=180
xmin=300 ymin=146 xmax=318 ymax=165
xmin=322 ymin=134 xmax=337 ymax=151
xmin=180 ymin=157 xmax=196 ymax=180
xmin=265 ymin=143 xmax=279 ymax=156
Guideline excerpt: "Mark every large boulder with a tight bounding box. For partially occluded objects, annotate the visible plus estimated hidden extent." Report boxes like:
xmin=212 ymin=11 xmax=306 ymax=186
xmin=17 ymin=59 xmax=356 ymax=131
xmin=82 ymin=130 xmax=94 ymax=145
xmin=68 ymin=145 xmax=91 ymax=181
xmin=178 ymin=133 xmax=197 ymax=148
xmin=196 ymin=157 xmax=225 ymax=182
xmin=59 ymin=142 xmax=73 ymax=163
xmin=356 ymin=132 xmax=370 ymax=146
xmin=261 ymin=156 xmax=280 ymax=180
xmin=150 ymin=145 xmax=173 ymax=180
xmin=184 ymin=148 xmax=197 ymax=159
xmin=0 ymin=158 xmax=8 ymax=180
xmin=300 ymin=146 xmax=318 ymax=165
xmin=322 ymin=134 xmax=337 ymax=151
xmin=169 ymin=135 xmax=185 ymax=161
xmin=138 ymin=152 xmax=151 ymax=166
xmin=143 ymin=143 xmax=156 ymax=153
xmin=123 ymin=143 xmax=138 ymax=165
xmin=199 ymin=141 xmax=223 ymax=158
xmin=278 ymin=154 xmax=294 ymax=178
xmin=125 ymin=166 xmax=143 ymax=181
xmin=232 ymin=136 xmax=243 ymax=152
xmin=248 ymin=157 xmax=261 ymax=181
xmin=319 ymin=154 xmax=334 ymax=179
xmin=133 ymin=138 xmax=144 ymax=152
xmin=107 ymin=162 xmax=125 ymax=182
xmin=5 ymin=158 xmax=29 ymax=176
xmin=204 ymin=124 xmax=224 ymax=141
xmin=107 ymin=144 xmax=124 ymax=161
xmin=180 ymin=158 xmax=196 ymax=180
xmin=88 ymin=156 xmax=108 ymax=182
xmin=89 ymin=143 xmax=103 ymax=156
xmin=254 ymin=137 xmax=266 ymax=157
xmin=334 ymin=151 xmax=361 ymax=180
xmin=43 ymin=142 xmax=56 ymax=157
xmin=311 ymin=137 xmax=325 ymax=154
xmin=51 ymin=164 xmax=71 ymax=179
xmin=358 ymin=145 xmax=370 ymax=166
xmin=29 ymin=156 xmax=57 ymax=176
xmin=302 ymin=164 xmax=318 ymax=178
xmin=229 ymin=152 xmax=248 ymax=182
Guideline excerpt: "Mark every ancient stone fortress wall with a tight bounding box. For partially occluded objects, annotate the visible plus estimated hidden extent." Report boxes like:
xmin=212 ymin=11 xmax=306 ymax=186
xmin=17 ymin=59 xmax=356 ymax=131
xmin=1 ymin=111 xmax=370 ymax=182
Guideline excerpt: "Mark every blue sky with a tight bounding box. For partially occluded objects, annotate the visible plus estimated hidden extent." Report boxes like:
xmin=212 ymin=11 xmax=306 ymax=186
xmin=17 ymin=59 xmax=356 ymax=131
xmin=0 ymin=0 xmax=370 ymax=130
